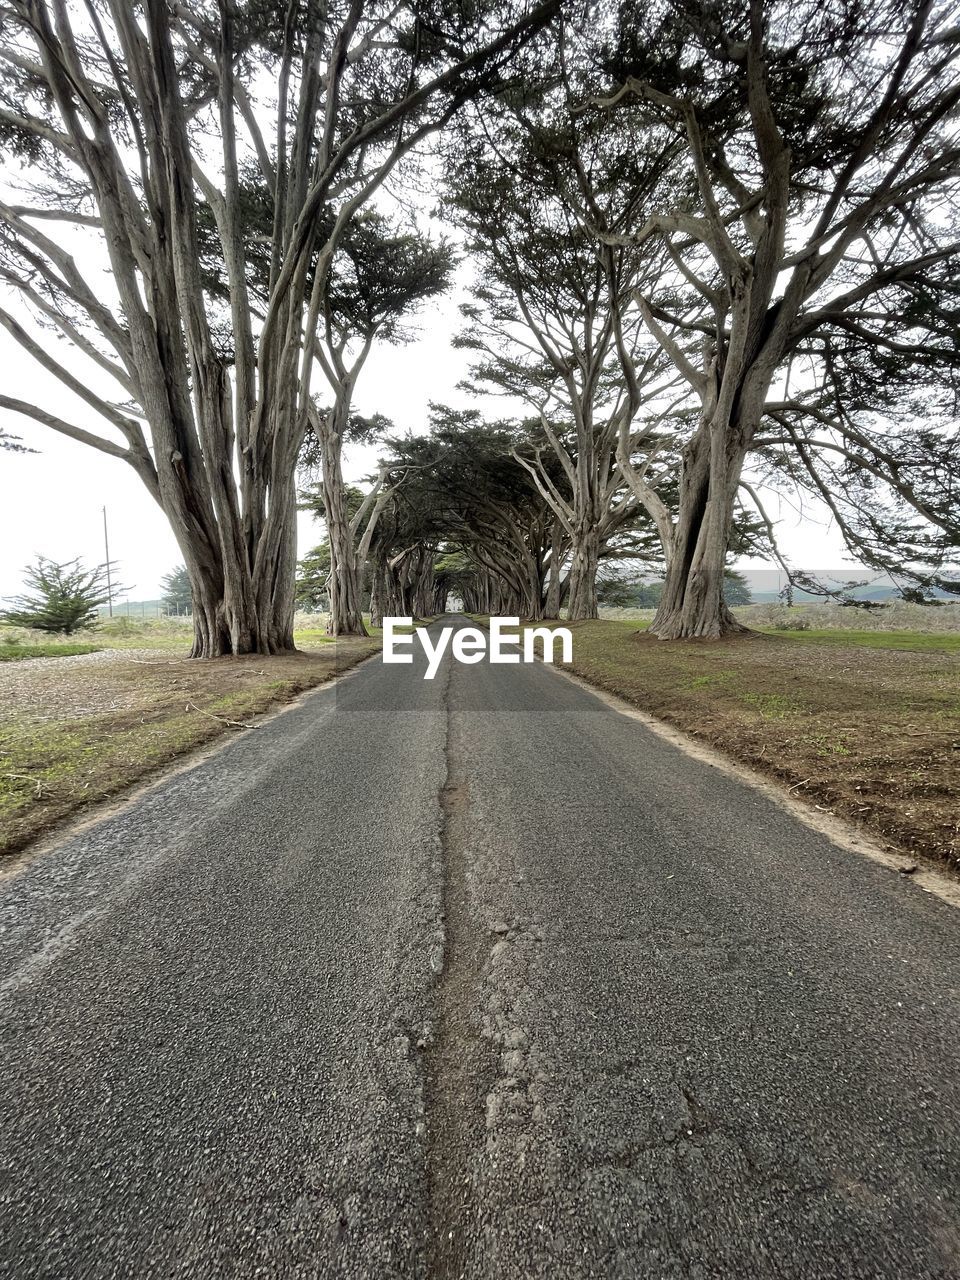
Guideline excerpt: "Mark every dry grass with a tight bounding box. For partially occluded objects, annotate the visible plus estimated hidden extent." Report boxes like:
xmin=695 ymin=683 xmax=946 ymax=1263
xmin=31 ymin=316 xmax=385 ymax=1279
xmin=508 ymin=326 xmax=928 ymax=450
xmin=742 ymin=600 xmax=960 ymax=633
xmin=0 ymin=630 xmax=377 ymax=860
xmin=527 ymin=619 xmax=960 ymax=871
xmin=598 ymin=600 xmax=960 ymax=633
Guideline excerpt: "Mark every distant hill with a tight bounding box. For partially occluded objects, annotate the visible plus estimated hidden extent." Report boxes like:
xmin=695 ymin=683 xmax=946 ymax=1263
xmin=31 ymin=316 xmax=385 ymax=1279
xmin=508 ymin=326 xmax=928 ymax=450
xmin=738 ymin=569 xmax=953 ymax=603
xmin=96 ymin=600 xmax=189 ymax=619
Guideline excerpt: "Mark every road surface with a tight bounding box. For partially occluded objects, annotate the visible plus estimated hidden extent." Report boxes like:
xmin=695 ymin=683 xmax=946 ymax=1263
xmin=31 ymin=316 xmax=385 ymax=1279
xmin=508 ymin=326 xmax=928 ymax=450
xmin=1 ymin=617 xmax=959 ymax=1279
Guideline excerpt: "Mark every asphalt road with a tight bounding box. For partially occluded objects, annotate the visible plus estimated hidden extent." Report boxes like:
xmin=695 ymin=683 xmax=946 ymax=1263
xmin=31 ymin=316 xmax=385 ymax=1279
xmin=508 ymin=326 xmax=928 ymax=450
xmin=1 ymin=617 xmax=959 ymax=1279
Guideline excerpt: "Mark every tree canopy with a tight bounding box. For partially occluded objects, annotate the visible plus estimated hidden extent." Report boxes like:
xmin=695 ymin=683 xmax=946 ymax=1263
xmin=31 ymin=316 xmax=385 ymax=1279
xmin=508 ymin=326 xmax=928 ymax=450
xmin=0 ymin=0 xmax=556 ymax=653
xmin=1 ymin=0 xmax=957 ymax=647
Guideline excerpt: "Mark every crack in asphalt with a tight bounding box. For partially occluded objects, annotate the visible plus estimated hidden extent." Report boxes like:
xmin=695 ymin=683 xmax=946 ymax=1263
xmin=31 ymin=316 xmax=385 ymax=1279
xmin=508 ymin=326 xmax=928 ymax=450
xmin=5 ymin=619 xmax=960 ymax=1277
xmin=423 ymin=659 xmax=489 ymax=1279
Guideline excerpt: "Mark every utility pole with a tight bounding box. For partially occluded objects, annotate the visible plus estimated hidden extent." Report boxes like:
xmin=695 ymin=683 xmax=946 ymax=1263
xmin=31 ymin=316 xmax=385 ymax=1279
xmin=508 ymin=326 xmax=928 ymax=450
xmin=102 ymin=505 xmax=113 ymax=618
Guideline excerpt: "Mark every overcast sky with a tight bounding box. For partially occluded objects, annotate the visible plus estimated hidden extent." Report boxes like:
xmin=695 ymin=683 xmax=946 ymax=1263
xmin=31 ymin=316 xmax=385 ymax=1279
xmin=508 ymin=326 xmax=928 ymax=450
xmin=0 ymin=19 xmax=872 ymax=608
xmin=0 ymin=264 xmax=856 ymax=604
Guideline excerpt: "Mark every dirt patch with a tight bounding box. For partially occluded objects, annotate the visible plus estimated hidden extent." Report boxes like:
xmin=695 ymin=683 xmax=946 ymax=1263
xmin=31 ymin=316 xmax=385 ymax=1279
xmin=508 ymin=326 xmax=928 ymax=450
xmin=535 ymin=621 xmax=960 ymax=872
xmin=0 ymin=647 xmax=188 ymax=719
xmin=0 ymin=640 xmax=377 ymax=860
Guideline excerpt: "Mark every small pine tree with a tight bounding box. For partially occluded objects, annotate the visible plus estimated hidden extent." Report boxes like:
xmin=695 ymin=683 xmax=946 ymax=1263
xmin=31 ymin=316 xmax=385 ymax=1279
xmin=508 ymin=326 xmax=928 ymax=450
xmin=1 ymin=557 xmax=113 ymax=633
xmin=296 ymin=543 xmax=331 ymax=611
xmin=160 ymin=565 xmax=192 ymax=614
xmin=723 ymin=569 xmax=753 ymax=606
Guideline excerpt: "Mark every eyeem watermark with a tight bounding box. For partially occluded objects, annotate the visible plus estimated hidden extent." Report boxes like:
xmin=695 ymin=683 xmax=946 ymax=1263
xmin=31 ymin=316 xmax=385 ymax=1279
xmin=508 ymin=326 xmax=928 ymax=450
xmin=383 ymin=617 xmax=573 ymax=680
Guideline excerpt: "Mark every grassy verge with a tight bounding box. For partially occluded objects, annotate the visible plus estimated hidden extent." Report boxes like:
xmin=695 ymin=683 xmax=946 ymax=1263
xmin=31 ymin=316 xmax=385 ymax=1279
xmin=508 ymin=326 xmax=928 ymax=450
xmin=0 ymin=632 xmax=378 ymax=861
xmin=752 ymin=627 xmax=960 ymax=653
xmin=517 ymin=618 xmax=960 ymax=871
xmin=0 ymin=642 xmax=102 ymax=662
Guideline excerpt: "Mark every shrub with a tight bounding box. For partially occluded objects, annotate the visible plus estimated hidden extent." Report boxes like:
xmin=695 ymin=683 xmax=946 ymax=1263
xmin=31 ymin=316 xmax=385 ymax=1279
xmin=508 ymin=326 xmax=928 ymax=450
xmin=0 ymin=558 xmax=113 ymax=634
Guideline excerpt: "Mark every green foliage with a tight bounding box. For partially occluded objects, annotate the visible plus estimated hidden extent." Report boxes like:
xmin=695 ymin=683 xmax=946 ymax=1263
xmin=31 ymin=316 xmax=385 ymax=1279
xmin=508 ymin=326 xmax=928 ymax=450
xmin=723 ymin=570 xmax=752 ymax=607
xmin=329 ymin=211 xmax=456 ymax=343
xmin=297 ymin=480 xmax=367 ymax=519
xmin=160 ymin=565 xmax=192 ymax=614
xmin=597 ymin=568 xmax=751 ymax=608
xmin=296 ymin=543 xmax=331 ymax=611
xmin=199 ymin=183 xmax=455 ymax=351
xmin=0 ymin=558 xmax=113 ymax=634
xmin=299 ymin=413 xmax=394 ymax=463
xmin=0 ymin=642 xmax=101 ymax=662
xmin=597 ymin=573 xmax=664 ymax=608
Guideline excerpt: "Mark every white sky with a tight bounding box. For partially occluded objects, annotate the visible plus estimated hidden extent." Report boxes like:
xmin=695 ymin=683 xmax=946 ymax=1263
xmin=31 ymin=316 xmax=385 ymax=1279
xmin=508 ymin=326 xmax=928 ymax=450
xmin=0 ymin=267 xmax=856 ymax=602
xmin=0 ymin=52 xmax=866 ymax=608
xmin=0 ymin=275 xmax=470 ymax=600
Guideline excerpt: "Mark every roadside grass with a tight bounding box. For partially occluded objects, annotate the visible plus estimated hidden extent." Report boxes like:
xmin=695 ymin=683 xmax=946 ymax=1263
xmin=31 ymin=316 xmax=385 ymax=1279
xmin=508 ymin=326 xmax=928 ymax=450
xmin=752 ymin=627 xmax=960 ymax=653
xmin=740 ymin=600 xmax=960 ymax=634
xmin=1 ymin=619 xmax=193 ymax=655
xmin=1 ymin=612 xmax=388 ymax=656
xmin=569 ymin=607 xmax=960 ymax=651
xmin=518 ymin=618 xmax=960 ymax=871
xmin=0 ymin=642 xmax=102 ymax=662
xmin=0 ymin=628 xmax=378 ymax=860
xmin=601 ymin=601 xmax=960 ymax=638
xmin=286 ymin=628 xmax=335 ymax=646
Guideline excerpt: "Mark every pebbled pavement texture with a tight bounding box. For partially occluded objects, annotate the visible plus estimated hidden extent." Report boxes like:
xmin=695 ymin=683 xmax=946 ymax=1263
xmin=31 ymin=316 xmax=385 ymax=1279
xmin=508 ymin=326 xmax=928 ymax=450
xmin=1 ymin=617 xmax=959 ymax=1279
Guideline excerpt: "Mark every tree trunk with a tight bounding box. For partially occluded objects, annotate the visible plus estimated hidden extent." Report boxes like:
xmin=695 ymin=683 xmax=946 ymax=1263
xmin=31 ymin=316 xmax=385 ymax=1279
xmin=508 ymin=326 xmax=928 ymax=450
xmin=185 ymin=572 xmax=294 ymax=658
xmin=319 ymin=419 xmax=368 ymax=637
xmin=186 ymin=557 xmax=230 ymax=659
xmin=544 ymin=571 xmax=561 ymax=620
xmin=369 ymin=558 xmax=387 ymax=629
xmin=174 ymin=496 xmax=296 ymax=659
xmin=411 ymin=550 xmax=435 ymax=618
xmin=567 ymin=524 xmax=600 ymax=620
xmin=650 ymin=423 xmax=750 ymax=641
xmin=544 ymin=524 xmax=565 ymax=618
